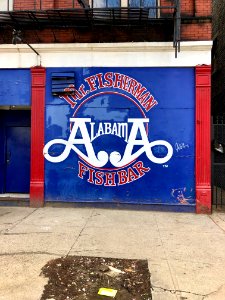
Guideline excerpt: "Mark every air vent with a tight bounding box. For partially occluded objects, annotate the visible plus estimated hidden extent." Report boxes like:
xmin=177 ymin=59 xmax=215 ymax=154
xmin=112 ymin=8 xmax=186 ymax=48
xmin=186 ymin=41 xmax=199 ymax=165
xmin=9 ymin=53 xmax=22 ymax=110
xmin=51 ymin=72 xmax=75 ymax=95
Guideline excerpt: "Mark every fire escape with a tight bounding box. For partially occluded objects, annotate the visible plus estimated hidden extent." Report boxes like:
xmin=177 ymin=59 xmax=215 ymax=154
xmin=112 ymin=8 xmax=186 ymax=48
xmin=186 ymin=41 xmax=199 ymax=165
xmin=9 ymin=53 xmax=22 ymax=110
xmin=0 ymin=0 xmax=181 ymax=57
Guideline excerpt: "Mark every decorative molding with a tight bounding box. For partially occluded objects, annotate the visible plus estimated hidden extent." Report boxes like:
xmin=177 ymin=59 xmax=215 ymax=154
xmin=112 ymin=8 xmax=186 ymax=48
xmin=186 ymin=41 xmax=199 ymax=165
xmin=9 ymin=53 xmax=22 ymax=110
xmin=0 ymin=41 xmax=212 ymax=68
xmin=30 ymin=67 xmax=46 ymax=207
xmin=0 ymin=41 xmax=213 ymax=52
xmin=195 ymin=65 xmax=211 ymax=214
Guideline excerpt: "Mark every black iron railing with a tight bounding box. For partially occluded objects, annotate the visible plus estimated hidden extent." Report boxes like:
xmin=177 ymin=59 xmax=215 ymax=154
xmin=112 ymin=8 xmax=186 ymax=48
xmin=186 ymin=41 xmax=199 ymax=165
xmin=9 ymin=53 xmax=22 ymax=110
xmin=212 ymin=115 xmax=225 ymax=209
xmin=0 ymin=1 xmax=181 ymax=56
xmin=1 ymin=0 xmax=174 ymax=11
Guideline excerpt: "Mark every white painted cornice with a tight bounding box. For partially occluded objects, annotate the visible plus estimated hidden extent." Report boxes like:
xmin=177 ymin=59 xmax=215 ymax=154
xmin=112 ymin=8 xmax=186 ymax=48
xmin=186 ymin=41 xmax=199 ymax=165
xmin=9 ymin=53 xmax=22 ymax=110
xmin=0 ymin=41 xmax=212 ymax=68
xmin=0 ymin=41 xmax=213 ymax=53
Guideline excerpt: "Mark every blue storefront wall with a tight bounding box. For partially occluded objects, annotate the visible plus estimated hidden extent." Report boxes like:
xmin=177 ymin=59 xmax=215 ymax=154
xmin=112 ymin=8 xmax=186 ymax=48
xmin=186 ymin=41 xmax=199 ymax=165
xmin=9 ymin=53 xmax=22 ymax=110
xmin=44 ymin=67 xmax=195 ymax=208
xmin=0 ymin=69 xmax=31 ymax=106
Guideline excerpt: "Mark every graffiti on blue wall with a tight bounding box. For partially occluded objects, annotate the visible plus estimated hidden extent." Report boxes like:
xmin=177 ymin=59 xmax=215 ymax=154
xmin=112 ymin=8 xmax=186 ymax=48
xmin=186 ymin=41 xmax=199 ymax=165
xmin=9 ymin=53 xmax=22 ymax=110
xmin=44 ymin=67 xmax=195 ymax=206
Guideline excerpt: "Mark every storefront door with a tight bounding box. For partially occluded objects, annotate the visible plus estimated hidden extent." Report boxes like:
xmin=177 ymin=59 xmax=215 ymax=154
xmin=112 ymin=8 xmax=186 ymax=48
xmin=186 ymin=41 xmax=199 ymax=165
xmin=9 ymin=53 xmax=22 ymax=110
xmin=5 ymin=126 xmax=31 ymax=193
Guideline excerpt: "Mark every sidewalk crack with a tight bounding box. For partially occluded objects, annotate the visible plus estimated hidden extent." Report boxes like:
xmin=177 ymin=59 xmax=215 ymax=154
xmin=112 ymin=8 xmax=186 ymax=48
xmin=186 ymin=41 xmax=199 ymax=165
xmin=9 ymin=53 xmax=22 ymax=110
xmin=0 ymin=251 xmax=61 ymax=257
xmin=3 ymin=208 xmax=39 ymax=233
xmin=66 ymin=209 xmax=95 ymax=256
xmin=152 ymin=284 xmax=224 ymax=299
xmin=0 ymin=212 xmax=11 ymax=217
xmin=151 ymin=285 xmax=205 ymax=297
xmin=208 ymin=215 xmax=225 ymax=234
xmin=202 ymin=284 xmax=224 ymax=299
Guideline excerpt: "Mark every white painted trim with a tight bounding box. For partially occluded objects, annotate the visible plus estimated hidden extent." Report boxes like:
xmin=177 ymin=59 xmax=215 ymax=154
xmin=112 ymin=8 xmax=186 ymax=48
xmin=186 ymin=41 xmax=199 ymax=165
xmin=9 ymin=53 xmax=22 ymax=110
xmin=0 ymin=193 xmax=29 ymax=199
xmin=0 ymin=0 xmax=13 ymax=11
xmin=0 ymin=41 xmax=212 ymax=68
xmin=121 ymin=0 xmax=128 ymax=7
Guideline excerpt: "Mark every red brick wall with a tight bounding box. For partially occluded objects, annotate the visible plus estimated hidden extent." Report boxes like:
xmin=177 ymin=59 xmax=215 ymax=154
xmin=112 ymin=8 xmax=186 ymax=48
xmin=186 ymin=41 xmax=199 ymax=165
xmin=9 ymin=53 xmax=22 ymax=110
xmin=18 ymin=24 xmax=173 ymax=44
xmin=195 ymin=0 xmax=211 ymax=17
xmin=161 ymin=0 xmax=211 ymax=17
xmin=181 ymin=23 xmax=212 ymax=41
xmin=14 ymin=0 xmax=38 ymax=10
xmin=13 ymin=0 xmax=84 ymax=10
xmin=181 ymin=0 xmax=195 ymax=16
xmin=54 ymin=0 xmax=81 ymax=8
xmin=161 ymin=0 xmax=194 ymax=16
xmin=160 ymin=0 xmax=174 ymax=16
xmin=160 ymin=0 xmax=212 ymax=41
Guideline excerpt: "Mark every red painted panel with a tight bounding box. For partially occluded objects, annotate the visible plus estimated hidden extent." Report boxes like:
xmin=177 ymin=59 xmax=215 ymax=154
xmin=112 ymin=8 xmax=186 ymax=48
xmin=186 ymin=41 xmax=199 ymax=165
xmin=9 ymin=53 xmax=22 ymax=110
xmin=30 ymin=67 xmax=46 ymax=207
xmin=195 ymin=65 xmax=211 ymax=214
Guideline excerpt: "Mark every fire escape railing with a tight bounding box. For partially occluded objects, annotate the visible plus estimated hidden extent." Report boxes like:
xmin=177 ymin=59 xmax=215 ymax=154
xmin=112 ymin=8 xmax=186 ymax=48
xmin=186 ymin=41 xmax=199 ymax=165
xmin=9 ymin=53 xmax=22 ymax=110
xmin=0 ymin=1 xmax=181 ymax=57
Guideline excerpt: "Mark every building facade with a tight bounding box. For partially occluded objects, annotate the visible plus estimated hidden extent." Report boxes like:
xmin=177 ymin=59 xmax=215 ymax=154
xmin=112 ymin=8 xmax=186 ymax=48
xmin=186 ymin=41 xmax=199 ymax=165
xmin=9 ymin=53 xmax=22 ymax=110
xmin=0 ymin=0 xmax=212 ymax=213
xmin=212 ymin=0 xmax=225 ymax=116
xmin=212 ymin=0 xmax=225 ymax=208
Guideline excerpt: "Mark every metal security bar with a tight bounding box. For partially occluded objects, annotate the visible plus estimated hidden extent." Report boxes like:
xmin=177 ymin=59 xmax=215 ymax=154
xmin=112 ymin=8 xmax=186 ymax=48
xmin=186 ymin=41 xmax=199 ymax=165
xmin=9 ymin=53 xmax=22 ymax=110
xmin=212 ymin=115 xmax=225 ymax=209
xmin=174 ymin=0 xmax=180 ymax=57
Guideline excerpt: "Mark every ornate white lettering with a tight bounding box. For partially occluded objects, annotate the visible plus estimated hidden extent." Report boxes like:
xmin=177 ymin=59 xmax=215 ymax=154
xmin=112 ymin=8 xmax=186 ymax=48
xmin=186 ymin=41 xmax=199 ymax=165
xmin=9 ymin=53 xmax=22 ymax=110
xmin=43 ymin=118 xmax=173 ymax=168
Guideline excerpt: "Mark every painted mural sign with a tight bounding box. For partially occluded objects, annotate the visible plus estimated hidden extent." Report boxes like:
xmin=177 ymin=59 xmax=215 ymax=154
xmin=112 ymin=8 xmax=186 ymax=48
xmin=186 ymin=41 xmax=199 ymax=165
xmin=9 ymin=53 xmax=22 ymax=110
xmin=44 ymin=72 xmax=173 ymax=187
xmin=44 ymin=67 xmax=195 ymax=206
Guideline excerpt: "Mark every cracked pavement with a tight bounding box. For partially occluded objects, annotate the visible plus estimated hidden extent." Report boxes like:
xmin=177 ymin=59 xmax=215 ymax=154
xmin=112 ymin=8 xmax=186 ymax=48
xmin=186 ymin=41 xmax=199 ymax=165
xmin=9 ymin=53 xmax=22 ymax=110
xmin=0 ymin=206 xmax=225 ymax=300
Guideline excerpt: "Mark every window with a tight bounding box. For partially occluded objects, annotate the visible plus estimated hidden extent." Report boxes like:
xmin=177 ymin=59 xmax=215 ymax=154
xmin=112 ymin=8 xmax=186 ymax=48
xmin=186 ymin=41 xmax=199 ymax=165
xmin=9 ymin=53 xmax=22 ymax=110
xmin=0 ymin=0 xmax=13 ymax=11
xmin=92 ymin=0 xmax=121 ymax=8
xmin=129 ymin=0 xmax=156 ymax=7
xmin=129 ymin=0 xmax=157 ymax=18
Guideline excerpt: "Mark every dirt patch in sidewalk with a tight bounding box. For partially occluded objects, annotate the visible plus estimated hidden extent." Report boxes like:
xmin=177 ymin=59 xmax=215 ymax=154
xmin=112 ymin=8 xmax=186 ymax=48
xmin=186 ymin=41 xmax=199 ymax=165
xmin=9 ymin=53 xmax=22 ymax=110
xmin=40 ymin=256 xmax=152 ymax=300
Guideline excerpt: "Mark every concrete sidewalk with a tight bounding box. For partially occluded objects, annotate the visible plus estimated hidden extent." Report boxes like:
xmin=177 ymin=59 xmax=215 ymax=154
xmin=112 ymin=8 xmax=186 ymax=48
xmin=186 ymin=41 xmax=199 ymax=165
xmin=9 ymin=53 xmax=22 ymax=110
xmin=0 ymin=207 xmax=225 ymax=300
